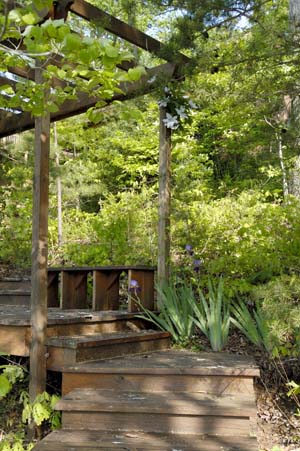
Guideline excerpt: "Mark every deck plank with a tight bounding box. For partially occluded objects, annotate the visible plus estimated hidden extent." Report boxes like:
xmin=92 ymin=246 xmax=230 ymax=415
xmin=63 ymin=350 xmax=260 ymax=377
xmin=34 ymin=430 xmax=258 ymax=451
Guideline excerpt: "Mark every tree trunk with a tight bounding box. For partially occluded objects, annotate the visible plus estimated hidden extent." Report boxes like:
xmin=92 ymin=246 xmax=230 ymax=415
xmin=289 ymin=0 xmax=300 ymax=31
xmin=276 ymin=132 xmax=289 ymax=199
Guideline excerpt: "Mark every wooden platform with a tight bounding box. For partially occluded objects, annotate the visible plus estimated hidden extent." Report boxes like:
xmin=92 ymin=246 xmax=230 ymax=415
xmin=0 ymin=306 xmax=168 ymax=360
xmin=35 ymin=350 xmax=259 ymax=451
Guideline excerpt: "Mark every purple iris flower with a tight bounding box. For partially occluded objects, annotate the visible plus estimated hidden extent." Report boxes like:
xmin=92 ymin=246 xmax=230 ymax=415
xmin=129 ymin=279 xmax=141 ymax=292
xmin=185 ymin=244 xmax=194 ymax=256
xmin=193 ymin=259 xmax=202 ymax=273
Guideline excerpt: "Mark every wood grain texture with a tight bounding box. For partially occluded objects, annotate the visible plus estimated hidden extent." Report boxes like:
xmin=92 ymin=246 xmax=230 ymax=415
xmin=128 ymin=270 xmax=154 ymax=312
xmin=61 ymin=271 xmax=88 ymax=309
xmin=92 ymin=270 xmax=120 ymax=311
xmin=62 ymin=411 xmax=251 ymax=435
xmin=29 ymin=65 xmax=50 ymax=400
xmin=157 ymin=106 xmax=172 ymax=291
xmin=57 ymin=389 xmax=256 ymax=417
xmin=46 ymin=331 xmax=170 ymax=369
xmin=34 ymin=429 xmax=258 ymax=451
xmin=62 ymin=372 xmax=255 ymax=397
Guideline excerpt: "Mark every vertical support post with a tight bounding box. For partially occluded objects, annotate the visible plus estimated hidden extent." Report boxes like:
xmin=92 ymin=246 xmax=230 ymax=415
xmin=29 ymin=66 xmax=50 ymax=401
xmin=54 ymin=123 xmax=63 ymax=247
xmin=157 ymin=106 xmax=171 ymax=298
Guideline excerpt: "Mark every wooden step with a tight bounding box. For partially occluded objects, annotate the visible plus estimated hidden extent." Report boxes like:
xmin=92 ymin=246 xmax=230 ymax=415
xmin=57 ymin=388 xmax=256 ymax=436
xmin=47 ymin=331 xmax=171 ymax=369
xmin=61 ymin=350 xmax=259 ymax=396
xmin=57 ymin=388 xmax=257 ymax=417
xmin=33 ymin=429 xmax=258 ymax=451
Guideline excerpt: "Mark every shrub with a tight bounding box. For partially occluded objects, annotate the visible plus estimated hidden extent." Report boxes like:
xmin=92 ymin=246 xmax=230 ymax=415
xmin=230 ymin=300 xmax=272 ymax=352
xmin=137 ymin=281 xmax=195 ymax=345
xmin=252 ymin=274 xmax=300 ymax=350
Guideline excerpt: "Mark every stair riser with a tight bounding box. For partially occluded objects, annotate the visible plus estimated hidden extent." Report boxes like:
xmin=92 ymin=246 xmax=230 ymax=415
xmin=62 ymin=412 xmax=252 ymax=436
xmin=47 ymin=338 xmax=170 ymax=369
xmin=62 ymin=372 xmax=255 ymax=396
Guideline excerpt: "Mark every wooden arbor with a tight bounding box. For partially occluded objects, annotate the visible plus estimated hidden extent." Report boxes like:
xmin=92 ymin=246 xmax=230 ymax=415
xmin=0 ymin=0 xmax=189 ymax=399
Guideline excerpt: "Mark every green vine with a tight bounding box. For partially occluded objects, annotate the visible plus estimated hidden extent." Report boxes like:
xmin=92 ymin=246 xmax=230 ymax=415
xmin=0 ymin=361 xmax=61 ymax=451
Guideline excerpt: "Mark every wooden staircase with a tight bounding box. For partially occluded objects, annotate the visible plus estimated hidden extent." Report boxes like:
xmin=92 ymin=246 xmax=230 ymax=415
xmin=35 ymin=351 xmax=259 ymax=451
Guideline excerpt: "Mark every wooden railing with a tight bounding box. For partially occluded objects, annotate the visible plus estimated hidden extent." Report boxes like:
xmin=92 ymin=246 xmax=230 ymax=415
xmin=47 ymin=266 xmax=155 ymax=312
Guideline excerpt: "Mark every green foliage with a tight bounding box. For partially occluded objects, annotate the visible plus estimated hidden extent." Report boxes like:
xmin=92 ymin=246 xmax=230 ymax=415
xmin=0 ymin=364 xmax=25 ymax=399
xmin=174 ymin=192 xmax=300 ymax=296
xmin=0 ymin=374 xmax=11 ymax=398
xmin=286 ymin=381 xmax=300 ymax=421
xmin=137 ymin=281 xmax=195 ymax=345
xmin=287 ymin=380 xmax=300 ymax=398
xmin=191 ymin=278 xmax=230 ymax=351
xmin=0 ymin=432 xmax=34 ymax=451
xmin=21 ymin=391 xmax=61 ymax=429
xmin=0 ymin=361 xmax=60 ymax=451
xmin=252 ymin=275 xmax=300 ymax=351
xmin=230 ymin=301 xmax=272 ymax=352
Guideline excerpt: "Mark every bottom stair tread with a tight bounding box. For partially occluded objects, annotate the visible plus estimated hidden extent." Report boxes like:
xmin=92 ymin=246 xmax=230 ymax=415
xmin=34 ymin=430 xmax=258 ymax=451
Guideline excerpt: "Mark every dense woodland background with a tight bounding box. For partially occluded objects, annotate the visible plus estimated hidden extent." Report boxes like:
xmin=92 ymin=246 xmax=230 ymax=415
xmin=1 ymin=0 xmax=300 ymax=346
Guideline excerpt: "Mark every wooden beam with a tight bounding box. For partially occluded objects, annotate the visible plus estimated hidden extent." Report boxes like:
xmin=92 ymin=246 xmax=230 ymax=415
xmin=29 ymin=66 xmax=50 ymax=401
xmin=157 ymin=106 xmax=171 ymax=295
xmin=70 ymin=0 xmax=189 ymax=64
xmin=0 ymin=62 xmax=176 ymax=137
xmin=0 ymin=76 xmax=17 ymax=88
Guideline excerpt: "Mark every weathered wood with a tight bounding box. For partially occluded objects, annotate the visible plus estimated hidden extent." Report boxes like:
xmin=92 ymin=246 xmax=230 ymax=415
xmin=57 ymin=389 xmax=256 ymax=417
xmin=0 ymin=280 xmax=31 ymax=306
xmin=92 ymin=270 xmax=120 ymax=311
xmin=47 ymin=271 xmax=60 ymax=307
xmin=61 ymin=270 xmax=88 ymax=309
xmin=29 ymin=65 xmax=50 ymax=401
xmin=0 ymin=325 xmax=30 ymax=356
xmin=34 ymin=429 xmax=258 ymax=451
xmin=0 ymin=309 xmax=149 ymax=356
xmin=0 ymin=63 xmax=176 ymax=138
xmin=62 ymin=372 xmax=256 ymax=397
xmin=0 ymin=306 xmax=145 ymax=326
xmin=157 ymin=106 xmax=171 ymax=292
xmin=128 ymin=269 xmax=154 ymax=312
xmin=46 ymin=331 xmax=170 ymax=369
xmin=49 ymin=265 xmax=155 ymax=271
xmin=62 ymin=411 xmax=251 ymax=435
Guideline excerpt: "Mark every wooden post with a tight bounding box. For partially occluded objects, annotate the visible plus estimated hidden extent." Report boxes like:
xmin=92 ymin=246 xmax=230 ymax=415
xmin=54 ymin=123 xmax=63 ymax=247
xmin=157 ymin=106 xmax=171 ymax=297
xmin=29 ymin=65 xmax=50 ymax=401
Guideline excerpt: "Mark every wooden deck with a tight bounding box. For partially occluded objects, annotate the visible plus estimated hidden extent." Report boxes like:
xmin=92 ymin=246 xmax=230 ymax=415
xmin=0 ymin=306 xmax=167 ymax=359
xmin=0 ymin=279 xmax=260 ymax=450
